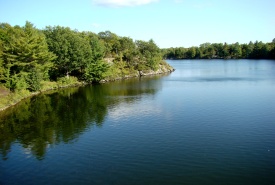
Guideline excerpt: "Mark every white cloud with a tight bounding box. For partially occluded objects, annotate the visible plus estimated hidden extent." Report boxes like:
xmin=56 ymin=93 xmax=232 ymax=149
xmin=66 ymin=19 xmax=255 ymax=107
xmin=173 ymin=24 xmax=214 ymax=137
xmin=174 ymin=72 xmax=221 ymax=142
xmin=93 ymin=0 xmax=159 ymax=7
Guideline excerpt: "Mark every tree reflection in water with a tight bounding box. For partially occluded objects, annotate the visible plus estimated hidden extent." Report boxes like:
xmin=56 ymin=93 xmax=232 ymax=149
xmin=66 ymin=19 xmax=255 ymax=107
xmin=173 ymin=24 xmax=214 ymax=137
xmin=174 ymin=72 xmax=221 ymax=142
xmin=0 ymin=75 xmax=164 ymax=160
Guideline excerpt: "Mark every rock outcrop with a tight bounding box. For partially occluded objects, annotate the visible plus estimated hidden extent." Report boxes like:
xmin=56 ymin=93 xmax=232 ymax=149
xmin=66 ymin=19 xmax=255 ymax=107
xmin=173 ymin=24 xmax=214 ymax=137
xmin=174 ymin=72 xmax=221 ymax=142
xmin=100 ymin=63 xmax=175 ymax=83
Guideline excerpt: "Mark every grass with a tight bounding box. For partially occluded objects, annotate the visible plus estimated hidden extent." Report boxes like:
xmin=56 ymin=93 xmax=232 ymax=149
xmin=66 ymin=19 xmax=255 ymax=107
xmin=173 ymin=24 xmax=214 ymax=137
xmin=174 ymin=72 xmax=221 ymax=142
xmin=0 ymin=88 xmax=31 ymax=111
xmin=0 ymin=77 xmax=83 ymax=111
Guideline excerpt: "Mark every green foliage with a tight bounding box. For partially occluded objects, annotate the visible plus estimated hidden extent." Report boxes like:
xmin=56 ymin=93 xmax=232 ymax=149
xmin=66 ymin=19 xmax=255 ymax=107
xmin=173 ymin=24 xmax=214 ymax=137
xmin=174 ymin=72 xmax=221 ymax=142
xmin=163 ymin=40 xmax=275 ymax=60
xmin=136 ymin=63 xmax=148 ymax=71
xmin=11 ymin=73 xmax=28 ymax=91
xmin=0 ymin=21 xmax=172 ymax=112
xmin=26 ymin=68 xmax=42 ymax=91
xmin=0 ymin=39 xmax=3 ymax=80
xmin=269 ymin=42 xmax=275 ymax=59
xmin=0 ymin=21 xmax=170 ymax=96
xmin=230 ymin=42 xmax=242 ymax=59
xmin=40 ymin=81 xmax=58 ymax=91
xmin=98 ymin=31 xmax=119 ymax=57
xmin=87 ymin=32 xmax=106 ymax=61
xmin=0 ymin=22 xmax=55 ymax=91
xmin=43 ymin=26 xmax=93 ymax=78
xmin=136 ymin=39 xmax=162 ymax=71
xmin=57 ymin=76 xmax=79 ymax=86
xmin=186 ymin=47 xmax=196 ymax=59
xmin=118 ymin=37 xmax=137 ymax=64
xmin=82 ymin=32 xmax=110 ymax=82
xmin=84 ymin=60 xmax=109 ymax=83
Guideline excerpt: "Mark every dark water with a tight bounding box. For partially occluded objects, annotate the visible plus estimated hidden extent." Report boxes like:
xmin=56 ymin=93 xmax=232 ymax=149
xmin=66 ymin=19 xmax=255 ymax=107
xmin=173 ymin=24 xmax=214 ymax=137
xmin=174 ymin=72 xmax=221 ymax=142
xmin=1 ymin=59 xmax=275 ymax=185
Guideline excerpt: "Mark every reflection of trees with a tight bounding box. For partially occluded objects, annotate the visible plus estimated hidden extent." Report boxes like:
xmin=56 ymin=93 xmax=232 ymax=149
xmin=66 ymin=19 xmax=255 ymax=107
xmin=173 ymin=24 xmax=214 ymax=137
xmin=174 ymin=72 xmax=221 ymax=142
xmin=102 ymin=74 xmax=164 ymax=97
xmin=0 ymin=75 xmax=164 ymax=160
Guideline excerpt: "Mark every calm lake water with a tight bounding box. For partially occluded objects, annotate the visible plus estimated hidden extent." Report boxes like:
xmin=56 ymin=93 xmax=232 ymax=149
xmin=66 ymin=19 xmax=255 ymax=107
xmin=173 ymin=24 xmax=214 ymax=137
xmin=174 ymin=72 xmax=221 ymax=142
xmin=1 ymin=59 xmax=275 ymax=185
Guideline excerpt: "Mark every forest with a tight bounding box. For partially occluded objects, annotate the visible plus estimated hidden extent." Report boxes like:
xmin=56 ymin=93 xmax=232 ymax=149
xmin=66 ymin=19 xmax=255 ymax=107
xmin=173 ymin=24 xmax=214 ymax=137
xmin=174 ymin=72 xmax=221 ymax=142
xmin=162 ymin=40 xmax=275 ymax=60
xmin=0 ymin=21 xmax=168 ymax=94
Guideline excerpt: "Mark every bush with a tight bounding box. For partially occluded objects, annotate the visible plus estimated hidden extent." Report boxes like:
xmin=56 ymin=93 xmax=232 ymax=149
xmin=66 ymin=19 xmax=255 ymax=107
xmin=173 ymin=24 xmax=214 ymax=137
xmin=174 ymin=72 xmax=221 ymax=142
xmin=57 ymin=76 xmax=79 ymax=86
xmin=26 ymin=69 xmax=42 ymax=92
xmin=136 ymin=63 xmax=149 ymax=71
xmin=40 ymin=81 xmax=58 ymax=91
xmin=84 ymin=61 xmax=109 ymax=83
xmin=10 ymin=73 xmax=29 ymax=91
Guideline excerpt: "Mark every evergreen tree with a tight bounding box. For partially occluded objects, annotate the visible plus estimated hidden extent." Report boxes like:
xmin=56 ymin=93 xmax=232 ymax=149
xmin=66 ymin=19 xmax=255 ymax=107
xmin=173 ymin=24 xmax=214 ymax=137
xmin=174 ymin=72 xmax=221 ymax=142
xmin=0 ymin=22 xmax=55 ymax=91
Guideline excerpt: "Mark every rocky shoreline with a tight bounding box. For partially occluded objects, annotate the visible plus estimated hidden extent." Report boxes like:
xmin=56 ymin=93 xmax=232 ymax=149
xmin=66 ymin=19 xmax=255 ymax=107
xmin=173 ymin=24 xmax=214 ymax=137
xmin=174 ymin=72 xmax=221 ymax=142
xmin=101 ymin=64 xmax=175 ymax=83
xmin=0 ymin=65 xmax=175 ymax=112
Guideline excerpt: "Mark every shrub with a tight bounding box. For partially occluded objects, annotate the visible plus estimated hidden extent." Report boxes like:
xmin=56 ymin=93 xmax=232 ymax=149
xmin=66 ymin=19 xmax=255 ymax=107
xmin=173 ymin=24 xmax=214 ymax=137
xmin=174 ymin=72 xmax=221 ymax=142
xmin=26 ymin=69 xmax=42 ymax=92
xmin=57 ymin=76 xmax=79 ymax=86
xmin=40 ymin=81 xmax=58 ymax=91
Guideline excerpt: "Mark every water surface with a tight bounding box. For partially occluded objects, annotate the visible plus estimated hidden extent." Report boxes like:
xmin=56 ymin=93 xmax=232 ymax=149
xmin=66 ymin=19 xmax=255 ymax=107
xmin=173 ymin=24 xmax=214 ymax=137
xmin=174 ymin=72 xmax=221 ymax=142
xmin=1 ymin=59 xmax=275 ymax=185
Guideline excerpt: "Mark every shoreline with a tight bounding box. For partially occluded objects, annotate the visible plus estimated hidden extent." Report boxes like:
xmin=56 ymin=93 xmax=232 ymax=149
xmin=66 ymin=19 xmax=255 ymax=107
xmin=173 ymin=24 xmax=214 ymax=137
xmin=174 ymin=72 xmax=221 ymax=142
xmin=0 ymin=67 xmax=175 ymax=113
xmin=101 ymin=65 xmax=175 ymax=83
xmin=0 ymin=83 xmax=84 ymax=113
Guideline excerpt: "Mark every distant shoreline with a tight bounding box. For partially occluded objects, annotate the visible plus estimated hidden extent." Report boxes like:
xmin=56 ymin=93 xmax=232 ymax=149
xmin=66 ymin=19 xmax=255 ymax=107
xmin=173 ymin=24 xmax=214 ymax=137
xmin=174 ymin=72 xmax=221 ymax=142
xmin=164 ymin=58 xmax=275 ymax=60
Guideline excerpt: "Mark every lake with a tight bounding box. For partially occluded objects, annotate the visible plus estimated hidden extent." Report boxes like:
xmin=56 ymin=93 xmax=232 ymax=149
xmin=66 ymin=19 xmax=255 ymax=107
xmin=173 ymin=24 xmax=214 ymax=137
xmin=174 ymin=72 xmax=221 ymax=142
xmin=1 ymin=59 xmax=275 ymax=185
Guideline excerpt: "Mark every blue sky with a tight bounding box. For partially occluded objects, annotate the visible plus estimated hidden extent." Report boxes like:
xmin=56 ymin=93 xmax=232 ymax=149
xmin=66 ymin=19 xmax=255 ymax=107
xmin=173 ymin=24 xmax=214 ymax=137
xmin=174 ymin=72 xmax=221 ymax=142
xmin=0 ymin=0 xmax=274 ymax=48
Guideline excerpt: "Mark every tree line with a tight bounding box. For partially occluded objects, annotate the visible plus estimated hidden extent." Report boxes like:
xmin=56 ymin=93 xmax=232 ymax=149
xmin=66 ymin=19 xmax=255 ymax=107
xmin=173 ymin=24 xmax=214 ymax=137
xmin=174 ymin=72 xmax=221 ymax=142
xmin=1 ymin=21 xmax=274 ymax=94
xmin=0 ymin=21 xmax=164 ymax=93
xmin=162 ymin=40 xmax=275 ymax=60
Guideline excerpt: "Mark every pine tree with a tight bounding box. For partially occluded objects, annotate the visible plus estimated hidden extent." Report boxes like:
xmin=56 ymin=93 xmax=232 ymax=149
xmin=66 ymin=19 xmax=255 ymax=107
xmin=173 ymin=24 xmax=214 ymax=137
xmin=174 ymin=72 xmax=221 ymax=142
xmin=0 ymin=22 xmax=56 ymax=91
